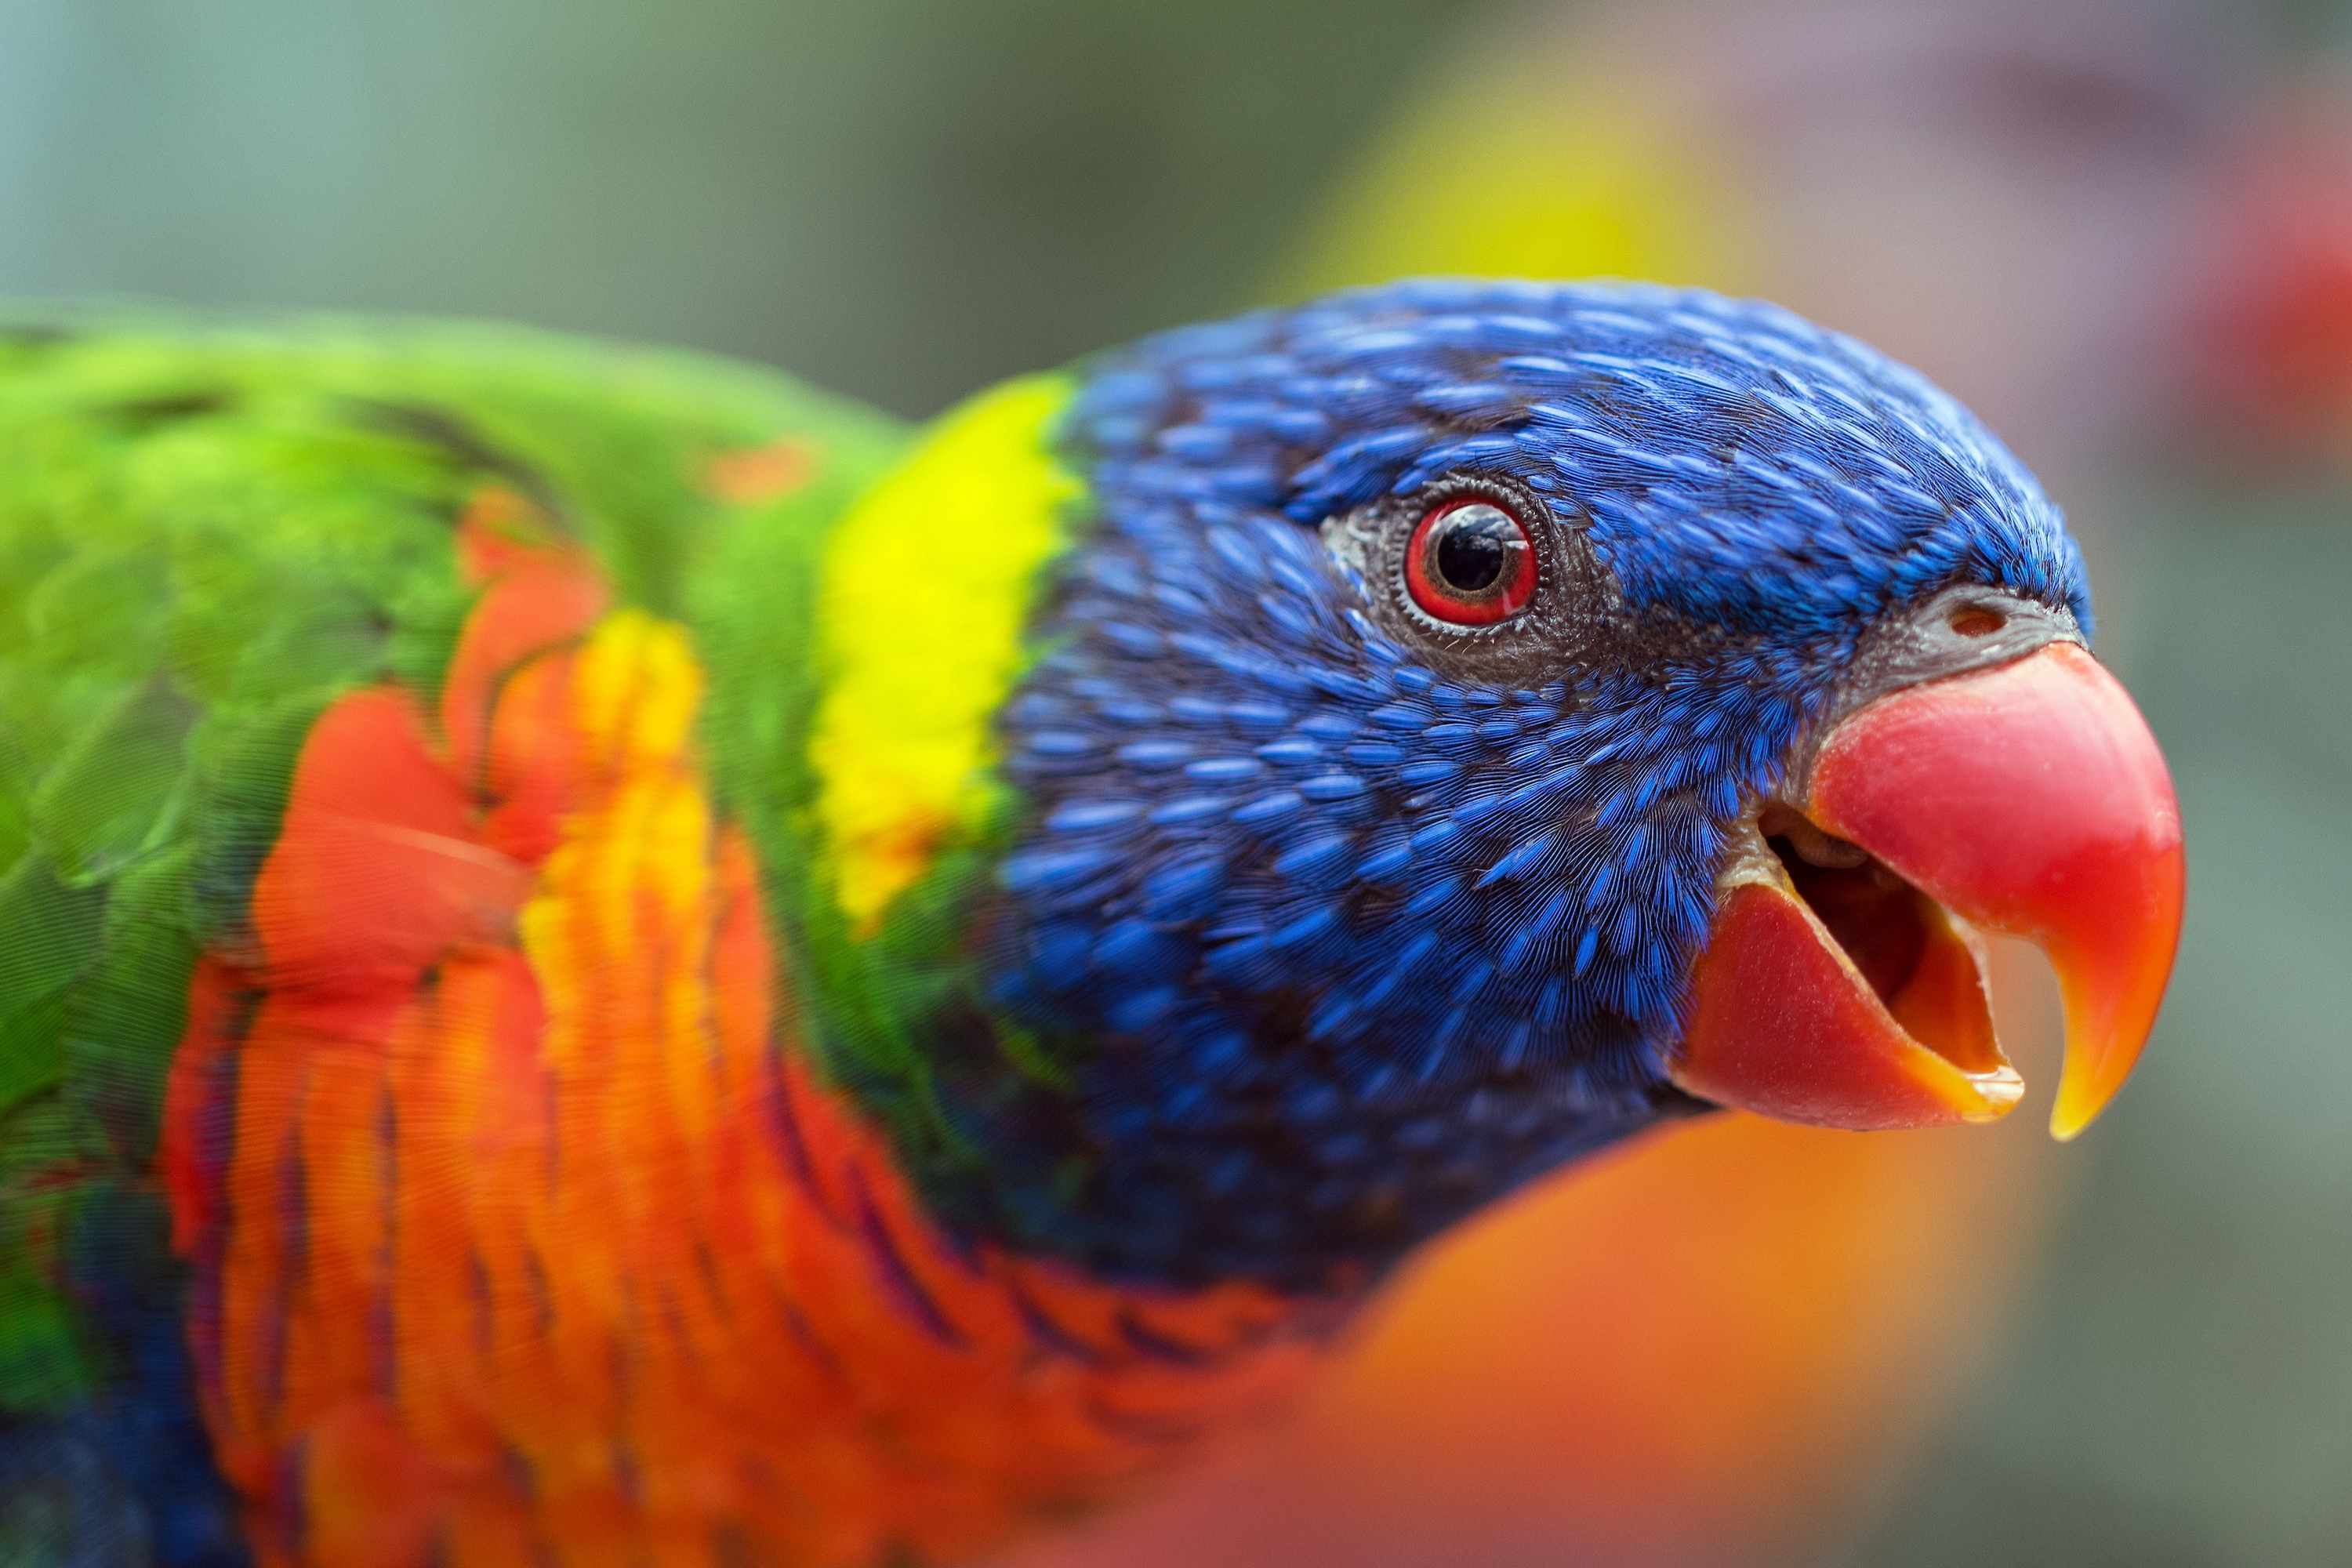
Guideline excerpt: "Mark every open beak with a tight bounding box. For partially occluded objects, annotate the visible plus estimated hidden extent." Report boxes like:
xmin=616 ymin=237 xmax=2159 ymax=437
xmin=1670 ymin=641 xmax=2184 ymax=1139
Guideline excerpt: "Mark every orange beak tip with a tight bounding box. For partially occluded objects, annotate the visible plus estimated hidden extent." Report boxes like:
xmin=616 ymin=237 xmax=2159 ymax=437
xmin=1969 ymin=1069 xmax=2027 ymax=1122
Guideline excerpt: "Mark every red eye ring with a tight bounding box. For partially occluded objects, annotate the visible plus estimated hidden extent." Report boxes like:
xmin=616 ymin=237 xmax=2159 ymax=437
xmin=1404 ymin=497 xmax=1537 ymax=625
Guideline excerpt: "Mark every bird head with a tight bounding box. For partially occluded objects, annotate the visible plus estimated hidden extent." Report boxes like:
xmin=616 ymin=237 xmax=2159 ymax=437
xmin=811 ymin=279 xmax=2182 ymax=1292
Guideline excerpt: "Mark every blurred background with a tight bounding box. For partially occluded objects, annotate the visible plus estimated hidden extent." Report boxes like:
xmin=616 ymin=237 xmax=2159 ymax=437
xmin=3 ymin=1 xmax=2350 ymax=1563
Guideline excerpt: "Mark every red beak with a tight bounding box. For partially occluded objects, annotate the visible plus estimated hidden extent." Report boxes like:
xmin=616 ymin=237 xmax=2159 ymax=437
xmin=1671 ymin=642 xmax=2184 ymax=1139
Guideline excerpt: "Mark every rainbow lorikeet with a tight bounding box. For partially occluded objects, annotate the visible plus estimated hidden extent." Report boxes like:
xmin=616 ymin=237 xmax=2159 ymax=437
xmin=0 ymin=280 xmax=2181 ymax=1568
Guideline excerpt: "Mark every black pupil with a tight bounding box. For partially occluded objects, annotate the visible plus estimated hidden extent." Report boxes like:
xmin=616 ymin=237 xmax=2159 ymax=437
xmin=1433 ymin=504 xmax=1517 ymax=593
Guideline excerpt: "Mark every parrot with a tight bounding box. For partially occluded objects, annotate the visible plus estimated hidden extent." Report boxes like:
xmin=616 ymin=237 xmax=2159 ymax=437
xmin=0 ymin=278 xmax=2183 ymax=1568
xmin=1173 ymin=9 xmax=2234 ymax=1563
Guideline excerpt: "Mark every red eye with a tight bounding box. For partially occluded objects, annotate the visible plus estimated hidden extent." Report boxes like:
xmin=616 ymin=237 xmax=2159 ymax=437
xmin=1404 ymin=498 xmax=1537 ymax=625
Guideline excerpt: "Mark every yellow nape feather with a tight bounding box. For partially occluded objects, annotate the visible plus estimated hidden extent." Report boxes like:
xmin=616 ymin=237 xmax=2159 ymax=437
xmin=808 ymin=373 xmax=1080 ymax=934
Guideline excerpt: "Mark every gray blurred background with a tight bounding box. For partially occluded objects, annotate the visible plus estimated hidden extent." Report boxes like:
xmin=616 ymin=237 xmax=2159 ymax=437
xmin=0 ymin=0 xmax=1473 ymax=416
xmin=5 ymin=2 xmax=2350 ymax=1565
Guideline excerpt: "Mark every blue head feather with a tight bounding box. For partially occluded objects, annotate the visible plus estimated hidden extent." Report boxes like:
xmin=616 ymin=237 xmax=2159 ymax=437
xmin=932 ymin=279 xmax=2084 ymax=1290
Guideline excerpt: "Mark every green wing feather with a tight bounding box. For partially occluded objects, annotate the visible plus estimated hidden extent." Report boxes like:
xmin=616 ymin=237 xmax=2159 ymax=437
xmin=0 ymin=314 xmax=907 ymax=1559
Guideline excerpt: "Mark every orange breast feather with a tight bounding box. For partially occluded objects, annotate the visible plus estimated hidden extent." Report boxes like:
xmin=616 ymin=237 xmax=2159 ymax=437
xmin=160 ymin=495 xmax=1327 ymax=1568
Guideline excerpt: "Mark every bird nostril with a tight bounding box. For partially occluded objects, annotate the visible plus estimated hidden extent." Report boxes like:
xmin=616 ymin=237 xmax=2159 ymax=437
xmin=1948 ymin=607 xmax=2006 ymax=638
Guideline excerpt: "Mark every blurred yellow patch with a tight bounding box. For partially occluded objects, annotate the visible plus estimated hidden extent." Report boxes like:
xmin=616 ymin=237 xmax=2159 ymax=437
xmin=1269 ymin=69 xmax=1755 ymax=300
